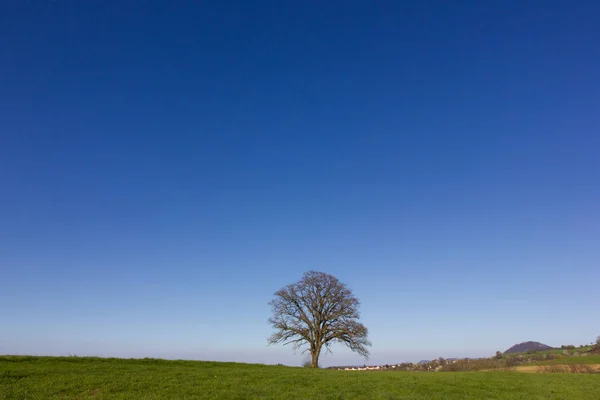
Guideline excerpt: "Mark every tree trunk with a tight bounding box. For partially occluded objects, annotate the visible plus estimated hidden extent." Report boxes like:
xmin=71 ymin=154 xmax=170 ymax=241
xmin=311 ymin=345 xmax=321 ymax=368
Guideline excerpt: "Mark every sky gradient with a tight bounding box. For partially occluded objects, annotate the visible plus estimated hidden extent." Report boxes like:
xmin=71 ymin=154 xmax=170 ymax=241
xmin=1 ymin=1 xmax=599 ymax=366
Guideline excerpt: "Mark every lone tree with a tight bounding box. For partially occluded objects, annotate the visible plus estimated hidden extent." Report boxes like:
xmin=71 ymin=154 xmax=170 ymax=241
xmin=267 ymin=270 xmax=371 ymax=368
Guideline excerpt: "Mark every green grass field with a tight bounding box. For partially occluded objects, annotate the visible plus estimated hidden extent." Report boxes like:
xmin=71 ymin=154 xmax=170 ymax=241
xmin=513 ymin=346 xmax=594 ymax=356
xmin=1 ymin=356 xmax=600 ymax=399
xmin=525 ymin=355 xmax=600 ymax=366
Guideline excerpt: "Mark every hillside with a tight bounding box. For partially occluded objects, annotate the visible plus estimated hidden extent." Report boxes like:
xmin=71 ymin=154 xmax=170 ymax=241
xmin=505 ymin=341 xmax=553 ymax=354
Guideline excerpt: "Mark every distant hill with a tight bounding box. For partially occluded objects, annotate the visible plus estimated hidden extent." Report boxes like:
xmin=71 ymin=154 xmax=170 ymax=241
xmin=504 ymin=341 xmax=552 ymax=354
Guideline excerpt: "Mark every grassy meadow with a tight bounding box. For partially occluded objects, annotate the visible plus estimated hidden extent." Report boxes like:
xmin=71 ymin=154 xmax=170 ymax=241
xmin=2 ymin=356 xmax=600 ymax=400
xmin=517 ymin=346 xmax=594 ymax=356
xmin=525 ymin=355 xmax=600 ymax=366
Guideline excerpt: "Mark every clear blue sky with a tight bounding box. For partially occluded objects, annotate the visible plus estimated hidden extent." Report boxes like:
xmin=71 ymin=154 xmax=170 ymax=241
xmin=1 ymin=1 xmax=599 ymax=366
